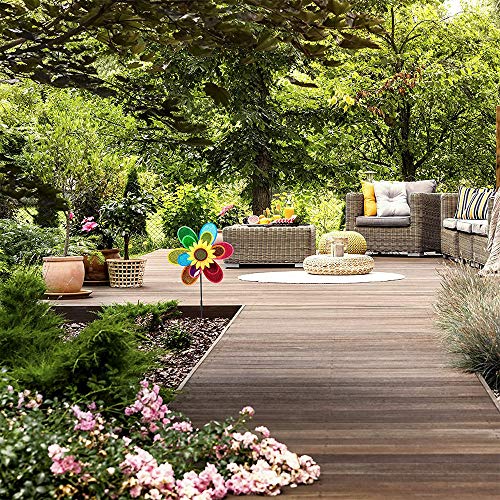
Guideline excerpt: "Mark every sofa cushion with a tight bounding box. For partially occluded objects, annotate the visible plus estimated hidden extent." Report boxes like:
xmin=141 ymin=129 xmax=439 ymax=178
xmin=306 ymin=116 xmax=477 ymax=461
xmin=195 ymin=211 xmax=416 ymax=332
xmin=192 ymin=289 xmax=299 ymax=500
xmin=443 ymin=218 xmax=458 ymax=230
xmin=373 ymin=181 xmax=410 ymax=217
xmin=356 ymin=216 xmax=411 ymax=228
xmin=361 ymin=181 xmax=377 ymax=216
xmin=405 ymin=179 xmax=437 ymax=197
xmin=456 ymin=219 xmax=488 ymax=235
xmin=471 ymin=220 xmax=488 ymax=236
xmin=455 ymin=186 xmax=493 ymax=219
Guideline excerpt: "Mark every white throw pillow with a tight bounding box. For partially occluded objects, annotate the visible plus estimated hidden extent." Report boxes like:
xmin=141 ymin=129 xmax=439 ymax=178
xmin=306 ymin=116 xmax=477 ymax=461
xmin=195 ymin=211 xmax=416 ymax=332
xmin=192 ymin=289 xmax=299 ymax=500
xmin=374 ymin=181 xmax=411 ymax=217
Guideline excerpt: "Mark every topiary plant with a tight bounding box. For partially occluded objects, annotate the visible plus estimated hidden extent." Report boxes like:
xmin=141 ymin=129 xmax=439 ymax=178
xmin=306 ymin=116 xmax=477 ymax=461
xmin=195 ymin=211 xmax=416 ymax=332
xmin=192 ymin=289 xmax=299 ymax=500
xmin=100 ymin=193 xmax=155 ymax=260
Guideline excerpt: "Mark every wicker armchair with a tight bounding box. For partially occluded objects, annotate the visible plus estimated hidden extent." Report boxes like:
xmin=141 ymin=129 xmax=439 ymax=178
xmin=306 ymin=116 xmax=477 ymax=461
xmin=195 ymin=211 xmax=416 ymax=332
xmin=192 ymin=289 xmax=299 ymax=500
xmin=441 ymin=193 xmax=493 ymax=266
xmin=345 ymin=192 xmax=442 ymax=254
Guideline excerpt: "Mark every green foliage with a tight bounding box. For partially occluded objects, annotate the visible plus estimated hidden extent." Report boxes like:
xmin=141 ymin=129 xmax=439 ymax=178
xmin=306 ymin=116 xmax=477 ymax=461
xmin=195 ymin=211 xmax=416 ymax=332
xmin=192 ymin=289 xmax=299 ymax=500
xmin=163 ymin=325 xmax=192 ymax=351
xmin=0 ymin=0 xmax=381 ymax=109
xmin=435 ymin=265 xmax=500 ymax=390
xmin=0 ymin=270 xmax=158 ymax=407
xmin=161 ymin=184 xmax=218 ymax=238
xmin=99 ymin=301 xmax=180 ymax=333
xmin=100 ymin=193 xmax=156 ymax=259
xmin=320 ymin=2 xmax=500 ymax=188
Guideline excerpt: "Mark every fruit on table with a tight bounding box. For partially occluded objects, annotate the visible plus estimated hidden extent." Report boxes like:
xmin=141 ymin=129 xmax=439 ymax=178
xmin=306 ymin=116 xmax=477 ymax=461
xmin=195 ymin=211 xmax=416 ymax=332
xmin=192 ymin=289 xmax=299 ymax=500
xmin=247 ymin=215 xmax=260 ymax=224
xmin=283 ymin=207 xmax=295 ymax=218
xmin=259 ymin=218 xmax=271 ymax=224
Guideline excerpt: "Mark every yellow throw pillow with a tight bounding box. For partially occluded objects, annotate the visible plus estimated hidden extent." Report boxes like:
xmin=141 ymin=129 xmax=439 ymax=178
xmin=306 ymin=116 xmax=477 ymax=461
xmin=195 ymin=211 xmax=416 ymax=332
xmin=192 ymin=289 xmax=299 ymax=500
xmin=361 ymin=181 xmax=377 ymax=216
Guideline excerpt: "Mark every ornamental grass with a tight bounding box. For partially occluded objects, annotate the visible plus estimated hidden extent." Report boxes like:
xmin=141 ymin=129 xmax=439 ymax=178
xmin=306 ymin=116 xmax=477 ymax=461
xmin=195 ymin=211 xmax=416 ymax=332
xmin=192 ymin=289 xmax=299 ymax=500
xmin=435 ymin=265 xmax=500 ymax=389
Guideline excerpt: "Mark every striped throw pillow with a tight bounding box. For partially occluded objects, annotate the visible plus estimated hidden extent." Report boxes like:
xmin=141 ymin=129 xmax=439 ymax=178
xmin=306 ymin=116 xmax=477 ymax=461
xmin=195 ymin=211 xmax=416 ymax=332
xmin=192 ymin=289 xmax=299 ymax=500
xmin=455 ymin=186 xmax=492 ymax=220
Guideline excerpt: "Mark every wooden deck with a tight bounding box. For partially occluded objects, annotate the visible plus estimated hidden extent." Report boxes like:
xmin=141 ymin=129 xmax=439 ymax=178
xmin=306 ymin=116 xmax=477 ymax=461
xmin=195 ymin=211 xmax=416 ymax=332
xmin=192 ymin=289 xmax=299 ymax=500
xmin=58 ymin=251 xmax=500 ymax=498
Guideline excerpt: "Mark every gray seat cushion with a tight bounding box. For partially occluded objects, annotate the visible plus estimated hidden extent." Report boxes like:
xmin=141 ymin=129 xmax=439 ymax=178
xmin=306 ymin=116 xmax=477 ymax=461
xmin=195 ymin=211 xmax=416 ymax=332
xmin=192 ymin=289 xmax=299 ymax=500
xmin=356 ymin=216 xmax=411 ymax=228
xmin=443 ymin=218 xmax=458 ymax=230
xmin=471 ymin=220 xmax=488 ymax=236
xmin=456 ymin=219 xmax=488 ymax=235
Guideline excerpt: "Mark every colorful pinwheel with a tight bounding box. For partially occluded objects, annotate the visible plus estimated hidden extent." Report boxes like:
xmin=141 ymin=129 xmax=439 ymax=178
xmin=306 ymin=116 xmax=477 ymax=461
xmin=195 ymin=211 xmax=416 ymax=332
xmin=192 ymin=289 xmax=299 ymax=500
xmin=168 ymin=223 xmax=234 ymax=286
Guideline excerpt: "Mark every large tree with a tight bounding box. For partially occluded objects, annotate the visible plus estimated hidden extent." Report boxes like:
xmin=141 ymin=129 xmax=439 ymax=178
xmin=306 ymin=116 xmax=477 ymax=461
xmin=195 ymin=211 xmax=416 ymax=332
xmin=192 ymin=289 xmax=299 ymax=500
xmin=317 ymin=2 xmax=500 ymax=188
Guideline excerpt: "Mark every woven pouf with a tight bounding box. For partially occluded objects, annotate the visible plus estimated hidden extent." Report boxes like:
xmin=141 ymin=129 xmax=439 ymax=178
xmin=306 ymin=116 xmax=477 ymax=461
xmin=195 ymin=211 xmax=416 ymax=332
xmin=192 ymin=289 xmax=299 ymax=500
xmin=303 ymin=254 xmax=374 ymax=276
xmin=319 ymin=230 xmax=367 ymax=255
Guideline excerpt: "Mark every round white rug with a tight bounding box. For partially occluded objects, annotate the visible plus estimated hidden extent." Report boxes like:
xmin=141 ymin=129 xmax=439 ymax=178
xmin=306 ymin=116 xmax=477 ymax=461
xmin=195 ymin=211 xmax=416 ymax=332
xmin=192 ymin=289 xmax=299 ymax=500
xmin=238 ymin=271 xmax=405 ymax=284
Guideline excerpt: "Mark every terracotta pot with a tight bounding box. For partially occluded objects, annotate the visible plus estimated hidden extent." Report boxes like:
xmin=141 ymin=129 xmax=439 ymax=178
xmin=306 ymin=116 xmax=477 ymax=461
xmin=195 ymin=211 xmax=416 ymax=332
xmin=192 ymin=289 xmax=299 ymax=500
xmin=101 ymin=248 xmax=121 ymax=260
xmin=83 ymin=254 xmax=107 ymax=281
xmin=42 ymin=256 xmax=85 ymax=293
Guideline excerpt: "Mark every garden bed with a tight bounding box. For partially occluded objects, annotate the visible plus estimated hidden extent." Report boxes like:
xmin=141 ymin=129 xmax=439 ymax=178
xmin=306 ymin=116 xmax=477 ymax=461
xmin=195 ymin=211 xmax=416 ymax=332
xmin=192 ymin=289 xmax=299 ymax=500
xmin=54 ymin=304 xmax=243 ymax=390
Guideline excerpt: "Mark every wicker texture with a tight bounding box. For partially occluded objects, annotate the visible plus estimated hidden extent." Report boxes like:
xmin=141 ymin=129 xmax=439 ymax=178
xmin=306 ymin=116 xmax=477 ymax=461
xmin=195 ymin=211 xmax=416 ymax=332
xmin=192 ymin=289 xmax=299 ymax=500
xmin=441 ymin=194 xmax=493 ymax=266
xmin=318 ymin=230 xmax=367 ymax=255
xmin=107 ymin=259 xmax=146 ymax=288
xmin=346 ymin=192 xmax=442 ymax=254
xmin=222 ymin=225 xmax=316 ymax=265
xmin=303 ymin=254 xmax=374 ymax=275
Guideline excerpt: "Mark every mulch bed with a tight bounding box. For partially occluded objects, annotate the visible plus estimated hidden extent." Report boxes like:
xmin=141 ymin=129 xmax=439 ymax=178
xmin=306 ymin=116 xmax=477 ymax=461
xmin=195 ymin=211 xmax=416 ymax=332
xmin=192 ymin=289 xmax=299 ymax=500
xmin=63 ymin=316 xmax=229 ymax=389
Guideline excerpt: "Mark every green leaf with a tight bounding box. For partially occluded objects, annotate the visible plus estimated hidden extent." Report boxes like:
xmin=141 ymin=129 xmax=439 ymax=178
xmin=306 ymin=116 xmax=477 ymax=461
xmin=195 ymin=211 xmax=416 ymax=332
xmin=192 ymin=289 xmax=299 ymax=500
xmin=204 ymin=82 xmax=230 ymax=107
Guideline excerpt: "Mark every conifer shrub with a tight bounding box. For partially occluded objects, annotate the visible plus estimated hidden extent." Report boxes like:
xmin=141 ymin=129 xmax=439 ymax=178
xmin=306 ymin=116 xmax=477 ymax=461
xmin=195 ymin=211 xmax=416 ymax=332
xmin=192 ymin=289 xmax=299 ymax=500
xmin=0 ymin=270 xmax=159 ymax=406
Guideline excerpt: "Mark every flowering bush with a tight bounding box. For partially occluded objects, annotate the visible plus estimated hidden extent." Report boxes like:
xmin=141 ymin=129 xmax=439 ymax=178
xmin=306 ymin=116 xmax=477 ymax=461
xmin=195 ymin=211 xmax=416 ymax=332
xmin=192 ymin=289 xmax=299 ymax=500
xmin=217 ymin=204 xmax=245 ymax=227
xmin=0 ymin=374 xmax=320 ymax=499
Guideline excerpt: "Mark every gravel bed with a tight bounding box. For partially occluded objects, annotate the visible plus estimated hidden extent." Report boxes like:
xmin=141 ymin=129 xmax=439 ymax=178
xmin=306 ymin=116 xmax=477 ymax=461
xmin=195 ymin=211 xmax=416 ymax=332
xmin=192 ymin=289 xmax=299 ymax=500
xmin=62 ymin=316 xmax=230 ymax=389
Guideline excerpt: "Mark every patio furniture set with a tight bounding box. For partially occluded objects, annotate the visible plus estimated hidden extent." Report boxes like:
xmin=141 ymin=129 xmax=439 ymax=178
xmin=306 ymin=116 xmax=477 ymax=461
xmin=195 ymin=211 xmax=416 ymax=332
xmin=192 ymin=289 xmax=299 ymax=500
xmin=222 ymin=184 xmax=495 ymax=272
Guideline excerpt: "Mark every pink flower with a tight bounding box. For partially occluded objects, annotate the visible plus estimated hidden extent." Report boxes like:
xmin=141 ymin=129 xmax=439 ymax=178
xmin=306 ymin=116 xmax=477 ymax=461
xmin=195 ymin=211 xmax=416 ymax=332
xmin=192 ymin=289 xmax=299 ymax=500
xmin=81 ymin=221 xmax=98 ymax=232
xmin=170 ymin=421 xmax=193 ymax=433
xmin=240 ymin=406 xmax=255 ymax=417
xmin=255 ymin=426 xmax=270 ymax=438
xmin=68 ymin=212 xmax=74 ymax=220
xmin=48 ymin=444 xmax=82 ymax=476
xmin=218 ymin=204 xmax=235 ymax=217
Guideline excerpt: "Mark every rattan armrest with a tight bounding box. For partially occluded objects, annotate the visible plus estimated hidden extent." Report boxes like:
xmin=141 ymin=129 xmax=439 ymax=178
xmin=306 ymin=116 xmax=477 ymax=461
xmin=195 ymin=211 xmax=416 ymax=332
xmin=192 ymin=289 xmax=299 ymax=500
xmin=487 ymin=197 xmax=494 ymax=225
xmin=345 ymin=193 xmax=364 ymax=230
xmin=441 ymin=193 xmax=458 ymax=222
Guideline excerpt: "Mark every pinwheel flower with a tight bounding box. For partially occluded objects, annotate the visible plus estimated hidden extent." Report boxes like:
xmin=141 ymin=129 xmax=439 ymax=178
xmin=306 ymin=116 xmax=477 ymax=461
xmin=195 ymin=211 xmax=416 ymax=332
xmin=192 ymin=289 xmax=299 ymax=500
xmin=168 ymin=223 xmax=234 ymax=285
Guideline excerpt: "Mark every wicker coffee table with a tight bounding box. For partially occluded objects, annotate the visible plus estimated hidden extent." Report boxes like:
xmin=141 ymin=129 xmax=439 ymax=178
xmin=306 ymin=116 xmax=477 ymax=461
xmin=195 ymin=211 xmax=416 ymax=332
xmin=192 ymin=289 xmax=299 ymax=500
xmin=222 ymin=224 xmax=316 ymax=266
xmin=303 ymin=254 xmax=374 ymax=275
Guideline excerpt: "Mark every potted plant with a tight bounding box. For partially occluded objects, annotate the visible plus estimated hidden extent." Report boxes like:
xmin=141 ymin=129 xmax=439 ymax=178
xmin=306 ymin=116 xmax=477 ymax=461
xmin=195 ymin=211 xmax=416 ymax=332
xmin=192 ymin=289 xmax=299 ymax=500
xmin=43 ymin=212 xmax=98 ymax=294
xmin=99 ymin=193 xmax=155 ymax=288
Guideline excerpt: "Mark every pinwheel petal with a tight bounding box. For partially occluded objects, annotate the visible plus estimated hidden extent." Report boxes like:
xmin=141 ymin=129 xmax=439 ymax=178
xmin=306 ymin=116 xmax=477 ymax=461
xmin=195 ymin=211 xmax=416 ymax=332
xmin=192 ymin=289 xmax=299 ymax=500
xmin=181 ymin=266 xmax=199 ymax=286
xmin=203 ymin=261 xmax=224 ymax=283
xmin=189 ymin=265 xmax=200 ymax=278
xmin=168 ymin=248 xmax=186 ymax=265
xmin=178 ymin=226 xmax=197 ymax=249
xmin=212 ymin=242 xmax=234 ymax=260
xmin=199 ymin=223 xmax=217 ymax=245
xmin=177 ymin=252 xmax=191 ymax=267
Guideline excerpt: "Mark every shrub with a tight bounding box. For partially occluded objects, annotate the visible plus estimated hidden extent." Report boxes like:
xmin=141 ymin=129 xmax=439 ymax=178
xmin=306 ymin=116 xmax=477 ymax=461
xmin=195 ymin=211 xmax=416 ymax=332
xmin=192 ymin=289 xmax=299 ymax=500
xmin=98 ymin=301 xmax=180 ymax=333
xmin=435 ymin=265 xmax=500 ymax=389
xmin=161 ymin=184 xmax=218 ymax=238
xmin=0 ymin=219 xmax=61 ymax=265
xmin=163 ymin=325 xmax=192 ymax=350
xmin=0 ymin=270 xmax=157 ymax=407
xmin=0 ymin=375 xmax=321 ymax=499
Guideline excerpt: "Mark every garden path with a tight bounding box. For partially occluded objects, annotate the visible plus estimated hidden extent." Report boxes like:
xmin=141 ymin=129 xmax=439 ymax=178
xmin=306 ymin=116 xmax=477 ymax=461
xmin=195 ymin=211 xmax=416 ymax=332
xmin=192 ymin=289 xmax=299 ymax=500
xmin=62 ymin=251 xmax=500 ymax=499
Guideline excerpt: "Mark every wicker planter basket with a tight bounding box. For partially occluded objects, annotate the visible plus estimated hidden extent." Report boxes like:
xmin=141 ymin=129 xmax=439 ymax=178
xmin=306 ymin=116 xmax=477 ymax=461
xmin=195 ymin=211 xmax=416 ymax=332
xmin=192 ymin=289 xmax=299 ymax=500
xmin=107 ymin=258 xmax=147 ymax=288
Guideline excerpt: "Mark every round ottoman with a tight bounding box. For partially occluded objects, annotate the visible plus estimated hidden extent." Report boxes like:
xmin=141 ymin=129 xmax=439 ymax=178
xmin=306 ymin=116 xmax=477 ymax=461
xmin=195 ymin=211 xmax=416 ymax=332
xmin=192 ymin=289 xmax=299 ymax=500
xmin=319 ymin=230 xmax=367 ymax=255
xmin=303 ymin=254 xmax=374 ymax=275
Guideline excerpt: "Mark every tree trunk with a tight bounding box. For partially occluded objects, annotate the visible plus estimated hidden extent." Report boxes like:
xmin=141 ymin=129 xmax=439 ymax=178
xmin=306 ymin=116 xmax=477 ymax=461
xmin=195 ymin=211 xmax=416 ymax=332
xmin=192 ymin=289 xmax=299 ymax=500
xmin=63 ymin=211 xmax=71 ymax=257
xmin=124 ymin=234 xmax=130 ymax=260
xmin=401 ymin=149 xmax=416 ymax=181
xmin=252 ymin=149 xmax=272 ymax=214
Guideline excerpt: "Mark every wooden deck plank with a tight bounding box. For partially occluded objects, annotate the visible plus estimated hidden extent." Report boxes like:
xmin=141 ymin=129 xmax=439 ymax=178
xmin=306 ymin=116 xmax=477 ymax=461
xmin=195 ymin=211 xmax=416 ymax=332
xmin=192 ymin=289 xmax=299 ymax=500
xmin=54 ymin=251 xmax=500 ymax=498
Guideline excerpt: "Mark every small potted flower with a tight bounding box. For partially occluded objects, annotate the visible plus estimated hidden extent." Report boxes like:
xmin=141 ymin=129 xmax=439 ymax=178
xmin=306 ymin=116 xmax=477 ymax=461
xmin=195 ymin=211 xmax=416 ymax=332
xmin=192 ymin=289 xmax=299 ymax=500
xmin=99 ymin=193 xmax=155 ymax=288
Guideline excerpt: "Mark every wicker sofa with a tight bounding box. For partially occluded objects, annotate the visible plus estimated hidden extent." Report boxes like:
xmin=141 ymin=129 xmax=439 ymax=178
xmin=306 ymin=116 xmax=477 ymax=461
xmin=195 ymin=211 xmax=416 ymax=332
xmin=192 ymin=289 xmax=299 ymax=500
xmin=441 ymin=193 xmax=493 ymax=266
xmin=345 ymin=192 xmax=442 ymax=254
